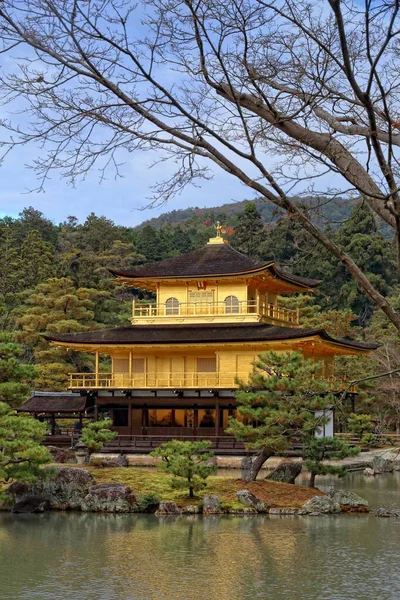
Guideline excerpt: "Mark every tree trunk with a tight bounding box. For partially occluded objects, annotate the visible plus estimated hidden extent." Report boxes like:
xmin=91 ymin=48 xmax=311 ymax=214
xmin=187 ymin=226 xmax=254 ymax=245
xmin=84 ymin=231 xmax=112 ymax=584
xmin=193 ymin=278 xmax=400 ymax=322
xmin=241 ymin=448 xmax=273 ymax=482
xmin=308 ymin=472 xmax=317 ymax=488
xmin=189 ymin=485 xmax=194 ymax=498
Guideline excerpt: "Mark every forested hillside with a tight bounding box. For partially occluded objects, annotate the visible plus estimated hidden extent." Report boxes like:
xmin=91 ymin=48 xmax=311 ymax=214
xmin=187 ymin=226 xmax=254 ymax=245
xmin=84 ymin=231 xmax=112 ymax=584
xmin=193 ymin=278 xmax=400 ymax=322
xmin=1 ymin=201 xmax=400 ymax=431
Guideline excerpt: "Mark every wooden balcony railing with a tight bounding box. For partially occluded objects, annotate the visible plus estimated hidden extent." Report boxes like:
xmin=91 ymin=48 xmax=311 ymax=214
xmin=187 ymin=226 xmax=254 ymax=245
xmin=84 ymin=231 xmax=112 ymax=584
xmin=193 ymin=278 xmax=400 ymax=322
xmin=69 ymin=371 xmax=355 ymax=392
xmin=70 ymin=371 xmax=241 ymax=389
xmin=132 ymin=300 xmax=299 ymax=325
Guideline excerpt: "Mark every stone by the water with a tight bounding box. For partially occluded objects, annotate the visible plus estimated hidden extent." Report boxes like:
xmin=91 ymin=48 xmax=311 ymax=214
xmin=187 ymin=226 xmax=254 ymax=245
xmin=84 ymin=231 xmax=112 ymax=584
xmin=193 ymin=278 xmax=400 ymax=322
xmin=268 ymin=507 xmax=299 ymax=515
xmin=203 ymin=494 xmax=222 ymax=515
xmin=298 ymin=495 xmax=341 ymax=516
xmin=236 ymin=489 xmax=267 ymax=512
xmin=364 ymin=467 xmax=375 ymax=477
xmin=372 ymin=456 xmax=394 ymax=474
xmin=375 ymin=507 xmax=400 ymax=518
xmin=81 ymin=483 xmax=138 ymax=513
xmin=155 ymin=501 xmax=181 ymax=516
xmin=265 ymin=461 xmax=302 ymax=484
xmin=8 ymin=466 xmax=95 ymax=511
xmin=330 ymin=490 xmax=369 ymax=512
xmin=12 ymin=496 xmax=48 ymax=513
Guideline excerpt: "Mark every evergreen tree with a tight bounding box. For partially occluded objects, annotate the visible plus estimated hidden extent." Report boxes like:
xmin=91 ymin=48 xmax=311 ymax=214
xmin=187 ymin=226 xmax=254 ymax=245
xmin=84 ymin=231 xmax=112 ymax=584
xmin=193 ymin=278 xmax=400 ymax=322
xmin=0 ymin=402 xmax=51 ymax=489
xmin=0 ymin=332 xmax=36 ymax=406
xmin=19 ymin=230 xmax=56 ymax=289
xmin=227 ymin=351 xmax=336 ymax=481
xmin=151 ymin=440 xmax=216 ymax=498
xmin=136 ymin=225 xmax=164 ymax=261
xmin=15 ymin=278 xmax=108 ymax=389
xmin=231 ymin=202 xmax=265 ymax=259
xmin=329 ymin=203 xmax=396 ymax=324
xmin=303 ymin=437 xmax=359 ymax=487
xmin=81 ymin=419 xmax=116 ymax=457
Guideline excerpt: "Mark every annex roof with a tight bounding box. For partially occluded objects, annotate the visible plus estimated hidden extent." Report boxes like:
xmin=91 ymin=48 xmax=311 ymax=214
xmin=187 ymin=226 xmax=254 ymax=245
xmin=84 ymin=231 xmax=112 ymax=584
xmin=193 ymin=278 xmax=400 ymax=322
xmin=109 ymin=243 xmax=320 ymax=288
xmin=18 ymin=392 xmax=87 ymax=413
xmin=44 ymin=322 xmax=376 ymax=352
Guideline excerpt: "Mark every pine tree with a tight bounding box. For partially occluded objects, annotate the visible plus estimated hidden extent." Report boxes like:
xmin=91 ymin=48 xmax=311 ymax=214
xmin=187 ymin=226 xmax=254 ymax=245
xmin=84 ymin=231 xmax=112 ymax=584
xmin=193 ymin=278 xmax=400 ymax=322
xmin=150 ymin=440 xmax=216 ymax=498
xmin=15 ymin=278 xmax=108 ymax=390
xmin=231 ymin=202 xmax=265 ymax=259
xmin=227 ymin=351 xmax=336 ymax=481
xmin=19 ymin=230 xmax=56 ymax=289
xmin=0 ymin=402 xmax=51 ymax=489
xmin=0 ymin=332 xmax=36 ymax=406
xmin=303 ymin=437 xmax=359 ymax=487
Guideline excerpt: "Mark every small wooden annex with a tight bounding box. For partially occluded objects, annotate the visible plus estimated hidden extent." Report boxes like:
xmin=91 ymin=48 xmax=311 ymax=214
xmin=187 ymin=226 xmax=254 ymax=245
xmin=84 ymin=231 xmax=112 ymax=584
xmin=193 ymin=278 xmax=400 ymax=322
xmin=23 ymin=228 xmax=376 ymax=448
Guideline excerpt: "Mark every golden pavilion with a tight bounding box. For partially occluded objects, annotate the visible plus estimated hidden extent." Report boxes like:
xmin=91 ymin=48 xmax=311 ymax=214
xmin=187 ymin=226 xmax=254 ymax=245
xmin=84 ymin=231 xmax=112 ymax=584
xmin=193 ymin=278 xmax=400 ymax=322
xmin=22 ymin=228 xmax=376 ymax=449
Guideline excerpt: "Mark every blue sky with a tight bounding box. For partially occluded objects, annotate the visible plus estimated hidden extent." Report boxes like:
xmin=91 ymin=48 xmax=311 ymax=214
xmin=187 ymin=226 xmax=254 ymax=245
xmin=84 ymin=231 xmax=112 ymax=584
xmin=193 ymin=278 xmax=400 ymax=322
xmin=0 ymin=140 xmax=248 ymax=226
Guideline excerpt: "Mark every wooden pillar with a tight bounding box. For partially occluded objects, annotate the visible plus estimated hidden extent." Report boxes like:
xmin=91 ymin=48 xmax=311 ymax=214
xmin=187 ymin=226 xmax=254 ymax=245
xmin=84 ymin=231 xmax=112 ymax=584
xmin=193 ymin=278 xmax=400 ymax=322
xmin=95 ymin=351 xmax=99 ymax=387
xmin=129 ymin=351 xmax=132 ymax=386
xmin=142 ymin=406 xmax=148 ymax=434
xmin=215 ymin=400 xmax=219 ymax=437
xmin=94 ymin=399 xmax=99 ymax=421
xmin=194 ymin=405 xmax=198 ymax=437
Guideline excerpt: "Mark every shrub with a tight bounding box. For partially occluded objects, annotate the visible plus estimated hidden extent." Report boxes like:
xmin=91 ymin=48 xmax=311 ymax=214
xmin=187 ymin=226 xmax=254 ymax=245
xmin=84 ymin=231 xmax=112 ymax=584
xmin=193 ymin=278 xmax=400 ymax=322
xmin=151 ymin=440 xmax=217 ymax=498
xmin=80 ymin=419 xmax=117 ymax=454
xmin=137 ymin=492 xmax=160 ymax=513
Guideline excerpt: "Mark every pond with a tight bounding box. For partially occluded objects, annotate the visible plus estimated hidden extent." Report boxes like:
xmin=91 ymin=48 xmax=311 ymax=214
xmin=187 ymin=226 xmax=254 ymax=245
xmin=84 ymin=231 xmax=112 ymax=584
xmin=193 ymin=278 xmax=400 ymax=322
xmin=1 ymin=472 xmax=399 ymax=600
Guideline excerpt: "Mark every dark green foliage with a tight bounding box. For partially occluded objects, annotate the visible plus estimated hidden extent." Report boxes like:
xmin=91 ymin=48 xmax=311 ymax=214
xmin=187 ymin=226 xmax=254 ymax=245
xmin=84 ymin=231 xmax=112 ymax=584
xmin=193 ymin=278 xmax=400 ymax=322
xmin=81 ymin=419 xmax=117 ymax=453
xmin=150 ymin=440 xmax=217 ymax=498
xmin=231 ymin=202 xmax=265 ymax=259
xmin=0 ymin=332 xmax=36 ymax=406
xmin=227 ymin=351 xmax=337 ymax=479
xmin=303 ymin=437 xmax=360 ymax=487
xmin=347 ymin=413 xmax=375 ymax=440
xmin=137 ymin=492 xmax=160 ymax=513
xmin=0 ymin=402 xmax=52 ymax=487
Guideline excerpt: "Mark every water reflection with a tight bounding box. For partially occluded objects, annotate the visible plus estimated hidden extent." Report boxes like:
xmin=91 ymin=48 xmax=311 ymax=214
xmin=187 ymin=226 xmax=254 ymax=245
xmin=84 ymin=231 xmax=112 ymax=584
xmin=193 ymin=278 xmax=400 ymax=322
xmin=1 ymin=474 xmax=400 ymax=600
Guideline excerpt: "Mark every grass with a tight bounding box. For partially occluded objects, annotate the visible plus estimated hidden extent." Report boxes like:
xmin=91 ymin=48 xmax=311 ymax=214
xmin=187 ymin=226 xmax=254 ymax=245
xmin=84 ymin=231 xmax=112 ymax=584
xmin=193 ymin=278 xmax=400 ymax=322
xmin=74 ymin=465 xmax=325 ymax=509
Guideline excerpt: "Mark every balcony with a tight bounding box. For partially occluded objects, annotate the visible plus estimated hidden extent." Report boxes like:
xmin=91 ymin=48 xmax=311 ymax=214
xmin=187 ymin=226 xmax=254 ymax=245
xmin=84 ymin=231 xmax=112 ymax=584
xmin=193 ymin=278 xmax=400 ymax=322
xmin=131 ymin=300 xmax=300 ymax=326
xmin=69 ymin=372 xmax=355 ymax=392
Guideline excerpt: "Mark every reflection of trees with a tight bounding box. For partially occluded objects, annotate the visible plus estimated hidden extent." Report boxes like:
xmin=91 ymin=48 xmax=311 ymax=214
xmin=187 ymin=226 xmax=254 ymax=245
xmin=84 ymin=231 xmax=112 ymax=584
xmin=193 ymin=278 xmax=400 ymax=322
xmin=1 ymin=508 xmax=396 ymax=600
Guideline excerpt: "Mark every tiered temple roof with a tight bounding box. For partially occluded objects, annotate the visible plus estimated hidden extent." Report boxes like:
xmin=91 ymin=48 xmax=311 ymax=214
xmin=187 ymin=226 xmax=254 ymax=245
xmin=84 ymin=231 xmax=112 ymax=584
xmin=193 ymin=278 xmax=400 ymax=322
xmin=45 ymin=322 xmax=376 ymax=352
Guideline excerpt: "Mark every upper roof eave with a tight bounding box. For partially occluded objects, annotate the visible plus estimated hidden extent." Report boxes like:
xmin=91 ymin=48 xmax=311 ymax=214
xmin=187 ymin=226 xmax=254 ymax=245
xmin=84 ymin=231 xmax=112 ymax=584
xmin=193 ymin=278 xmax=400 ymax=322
xmin=109 ymin=263 xmax=321 ymax=289
xmin=43 ymin=323 xmax=377 ymax=353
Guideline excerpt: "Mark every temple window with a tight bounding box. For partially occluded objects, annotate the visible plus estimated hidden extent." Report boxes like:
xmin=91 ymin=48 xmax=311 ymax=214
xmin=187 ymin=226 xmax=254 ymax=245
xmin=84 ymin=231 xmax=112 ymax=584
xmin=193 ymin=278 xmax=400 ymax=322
xmin=225 ymin=295 xmax=239 ymax=313
xmin=165 ymin=297 xmax=180 ymax=315
xmin=189 ymin=290 xmax=213 ymax=304
xmin=197 ymin=357 xmax=217 ymax=372
xmin=132 ymin=358 xmax=145 ymax=373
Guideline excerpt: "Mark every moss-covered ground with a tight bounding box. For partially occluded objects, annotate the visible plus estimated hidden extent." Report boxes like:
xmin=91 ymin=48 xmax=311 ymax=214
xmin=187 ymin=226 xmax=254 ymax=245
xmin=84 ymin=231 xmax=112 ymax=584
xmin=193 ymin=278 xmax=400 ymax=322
xmin=78 ymin=465 xmax=325 ymax=509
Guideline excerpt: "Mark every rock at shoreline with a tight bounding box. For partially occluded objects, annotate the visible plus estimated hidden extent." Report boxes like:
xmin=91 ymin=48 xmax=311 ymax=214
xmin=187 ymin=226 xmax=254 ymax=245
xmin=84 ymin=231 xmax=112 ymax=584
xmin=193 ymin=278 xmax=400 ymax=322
xmin=236 ymin=489 xmax=267 ymax=512
xmin=372 ymin=456 xmax=394 ymax=474
xmin=203 ymin=494 xmax=223 ymax=515
xmin=298 ymin=495 xmax=341 ymax=516
xmin=9 ymin=466 xmax=95 ymax=511
xmin=181 ymin=505 xmax=200 ymax=514
xmin=12 ymin=495 xmax=49 ymax=513
xmin=375 ymin=507 xmax=400 ymax=518
xmin=268 ymin=507 xmax=299 ymax=515
xmin=265 ymin=461 xmax=302 ymax=484
xmin=81 ymin=483 xmax=138 ymax=513
xmin=330 ymin=490 xmax=369 ymax=512
xmin=155 ymin=501 xmax=181 ymax=516
xmin=364 ymin=467 xmax=375 ymax=477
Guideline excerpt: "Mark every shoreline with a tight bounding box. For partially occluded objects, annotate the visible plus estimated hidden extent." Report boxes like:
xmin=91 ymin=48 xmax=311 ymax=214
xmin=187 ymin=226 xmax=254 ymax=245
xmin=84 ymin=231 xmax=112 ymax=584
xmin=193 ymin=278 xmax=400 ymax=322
xmin=90 ymin=447 xmax=399 ymax=472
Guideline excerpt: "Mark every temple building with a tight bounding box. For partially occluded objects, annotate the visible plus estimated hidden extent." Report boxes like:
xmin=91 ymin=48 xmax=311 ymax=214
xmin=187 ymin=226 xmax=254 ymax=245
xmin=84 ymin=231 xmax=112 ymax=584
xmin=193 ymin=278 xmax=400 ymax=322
xmin=23 ymin=227 xmax=376 ymax=449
